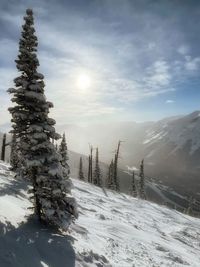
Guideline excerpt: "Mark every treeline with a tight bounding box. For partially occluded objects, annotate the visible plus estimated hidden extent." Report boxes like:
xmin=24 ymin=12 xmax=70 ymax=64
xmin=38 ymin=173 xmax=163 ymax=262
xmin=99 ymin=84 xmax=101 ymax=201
xmin=77 ymin=141 xmax=146 ymax=200
xmin=74 ymin=141 xmax=200 ymax=216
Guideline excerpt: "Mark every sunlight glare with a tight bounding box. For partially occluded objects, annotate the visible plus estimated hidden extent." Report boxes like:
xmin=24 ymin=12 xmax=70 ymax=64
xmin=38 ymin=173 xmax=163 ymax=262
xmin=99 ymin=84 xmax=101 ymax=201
xmin=77 ymin=73 xmax=91 ymax=91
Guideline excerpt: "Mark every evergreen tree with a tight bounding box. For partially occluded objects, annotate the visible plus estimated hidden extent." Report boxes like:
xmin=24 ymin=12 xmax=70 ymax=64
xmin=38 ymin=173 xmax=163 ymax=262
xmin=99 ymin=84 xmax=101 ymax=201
xmin=93 ymin=147 xmax=101 ymax=186
xmin=88 ymin=155 xmax=91 ymax=182
xmin=113 ymin=141 xmax=121 ymax=191
xmin=10 ymin=133 xmax=19 ymax=171
xmin=107 ymin=159 xmax=115 ymax=190
xmin=7 ymin=9 xmax=77 ymax=229
xmin=78 ymin=157 xmax=85 ymax=180
xmin=59 ymin=133 xmax=70 ymax=177
xmin=131 ymin=170 xmax=137 ymax=197
xmin=139 ymin=159 xmax=146 ymax=199
xmin=87 ymin=145 xmax=93 ymax=183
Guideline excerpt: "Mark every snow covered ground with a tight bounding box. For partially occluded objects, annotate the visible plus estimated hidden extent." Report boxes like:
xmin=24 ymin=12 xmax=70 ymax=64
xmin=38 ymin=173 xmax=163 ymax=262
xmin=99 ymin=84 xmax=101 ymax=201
xmin=0 ymin=161 xmax=200 ymax=266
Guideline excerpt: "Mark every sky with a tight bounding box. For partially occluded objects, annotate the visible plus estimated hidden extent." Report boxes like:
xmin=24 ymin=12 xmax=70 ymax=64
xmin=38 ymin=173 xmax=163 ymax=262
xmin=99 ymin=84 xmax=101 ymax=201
xmin=0 ymin=0 xmax=200 ymax=126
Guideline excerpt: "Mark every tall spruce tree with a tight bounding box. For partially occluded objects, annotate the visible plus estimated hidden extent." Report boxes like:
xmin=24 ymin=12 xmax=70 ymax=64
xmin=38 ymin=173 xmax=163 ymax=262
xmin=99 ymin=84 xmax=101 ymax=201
xmin=139 ymin=159 xmax=146 ymax=199
xmin=88 ymin=155 xmax=91 ymax=182
xmin=93 ymin=147 xmax=101 ymax=186
xmin=7 ymin=9 xmax=77 ymax=229
xmin=87 ymin=145 xmax=93 ymax=183
xmin=10 ymin=133 xmax=19 ymax=171
xmin=113 ymin=141 xmax=121 ymax=191
xmin=107 ymin=159 xmax=115 ymax=190
xmin=59 ymin=133 xmax=70 ymax=177
xmin=78 ymin=157 xmax=85 ymax=180
xmin=131 ymin=170 xmax=137 ymax=197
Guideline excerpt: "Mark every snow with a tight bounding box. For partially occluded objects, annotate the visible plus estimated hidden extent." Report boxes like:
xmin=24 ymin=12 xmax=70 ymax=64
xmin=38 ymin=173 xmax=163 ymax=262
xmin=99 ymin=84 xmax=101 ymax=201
xmin=143 ymin=131 xmax=168 ymax=145
xmin=72 ymin=179 xmax=200 ymax=266
xmin=143 ymin=111 xmax=200 ymax=155
xmin=126 ymin=165 xmax=138 ymax=172
xmin=0 ymin=161 xmax=200 ymax=266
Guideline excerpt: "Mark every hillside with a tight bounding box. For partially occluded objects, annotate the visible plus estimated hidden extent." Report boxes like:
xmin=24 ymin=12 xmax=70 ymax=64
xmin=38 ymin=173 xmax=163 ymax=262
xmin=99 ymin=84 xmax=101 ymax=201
xmin=68 ymin=150 xmax=192 ymax=213
xmin=0 ymin=132 xmax=190 ymax=212
xmin=0 ymin=162 xmax=200 ymax=266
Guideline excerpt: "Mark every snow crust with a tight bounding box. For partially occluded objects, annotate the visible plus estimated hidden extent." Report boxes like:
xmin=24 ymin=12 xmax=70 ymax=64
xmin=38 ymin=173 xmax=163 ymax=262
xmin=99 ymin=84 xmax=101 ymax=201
xmin=72 ymin=179 xmax=200 ymax=267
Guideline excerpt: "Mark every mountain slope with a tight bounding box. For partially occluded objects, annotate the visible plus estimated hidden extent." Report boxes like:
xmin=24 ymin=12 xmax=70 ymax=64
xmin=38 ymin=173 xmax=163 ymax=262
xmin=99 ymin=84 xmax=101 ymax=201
xmin=0 ymin=162 xmax=200 ymax=266
xmin=0 ymin=132 xmax=190 ymax=212
xmin=68 ymin=150 xmax=192 ymax=213
xmin=57 ymin=111 xmax=200 ymax=197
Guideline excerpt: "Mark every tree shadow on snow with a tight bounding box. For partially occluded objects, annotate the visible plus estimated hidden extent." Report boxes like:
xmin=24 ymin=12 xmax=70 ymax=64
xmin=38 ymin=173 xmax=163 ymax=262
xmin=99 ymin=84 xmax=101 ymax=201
xmin=0 ymin=176 xmax=28 ymax=198
xmin=0 ymin=217 xmax=76 ymax=267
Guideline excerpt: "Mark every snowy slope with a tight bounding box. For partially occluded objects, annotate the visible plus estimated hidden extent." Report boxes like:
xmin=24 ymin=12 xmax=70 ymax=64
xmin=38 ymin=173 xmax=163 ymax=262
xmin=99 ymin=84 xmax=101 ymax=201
xmin=144 ymin=111 xmax=200 ymax=154
xmin=0 ymin=162 xmax=200 ymax=267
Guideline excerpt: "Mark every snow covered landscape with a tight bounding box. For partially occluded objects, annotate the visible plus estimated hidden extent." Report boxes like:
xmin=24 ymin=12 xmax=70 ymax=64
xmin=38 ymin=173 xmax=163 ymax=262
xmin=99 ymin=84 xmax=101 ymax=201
xmin=1 ymin=1 xmax=200 ymax=267
xmin=0 ymin=161 xmax=200 ymax=267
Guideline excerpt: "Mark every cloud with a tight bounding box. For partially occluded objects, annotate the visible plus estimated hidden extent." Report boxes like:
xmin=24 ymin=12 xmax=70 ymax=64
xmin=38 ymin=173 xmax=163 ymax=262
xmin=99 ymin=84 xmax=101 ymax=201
xmin=184 ymin=56 xmax=200 ymax=71
xmin=166 ymin=100 xmax=175 ymax=104
xmin=147 ymin=42 xmax=156 ymax=50
xmin=177 ymin=45 xmax=189 ymax=55
xmin=145 ymin=60 xmax=171 ymax=87
xmin=126 ymin=165 xmax=138 ymax=172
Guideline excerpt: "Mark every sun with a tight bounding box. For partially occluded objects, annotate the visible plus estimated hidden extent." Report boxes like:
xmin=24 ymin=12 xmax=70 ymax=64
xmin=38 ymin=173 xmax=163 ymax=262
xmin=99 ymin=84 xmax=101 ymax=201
xmin=77 ymin=73 xmax=91 ymax=91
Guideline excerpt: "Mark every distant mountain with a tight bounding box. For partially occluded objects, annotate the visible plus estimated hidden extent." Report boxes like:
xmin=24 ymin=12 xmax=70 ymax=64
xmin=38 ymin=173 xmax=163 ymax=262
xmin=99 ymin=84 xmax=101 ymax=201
xmin=57 ymin=111 xmax=200 ymax=198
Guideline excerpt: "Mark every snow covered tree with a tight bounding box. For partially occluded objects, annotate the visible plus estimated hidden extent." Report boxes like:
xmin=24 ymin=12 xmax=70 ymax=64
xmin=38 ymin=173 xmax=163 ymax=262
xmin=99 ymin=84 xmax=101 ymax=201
xmin=78 ymin=157 xmax=85 ymax=180
xmin=59 ymin=133 xmax=70 ymax=177
xmin=131 ymin=171 xmax=137 ymax=197
xmin=10 ymin=133 xmax=19 ymax=171
xmin=7 ymin=9 xmax=77 ymax=229
xmin=138 ymin=159 xmax=146 ymax=199
xmin=93 ymin=147 xmax=101 ymax=186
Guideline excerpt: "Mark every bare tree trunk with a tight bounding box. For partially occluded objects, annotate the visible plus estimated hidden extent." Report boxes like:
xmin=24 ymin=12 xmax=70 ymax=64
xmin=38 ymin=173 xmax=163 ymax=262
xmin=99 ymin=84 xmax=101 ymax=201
xmin=88 ymin=146 xmax=93 ymax=183
xmin=88 ymin=156 xmax=90 ymax=182
xmin=32 ymin=167 xmax=42 ymax=221
xmin=139 ymin=159 xmax=146 ymax=199
xmin=113 ymin=141 xmax=121 ymax=191
xmin=90 ymin=146 xmax=93 ymax=183
xmin=1 ymin=134 xmax=6 ymax=161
